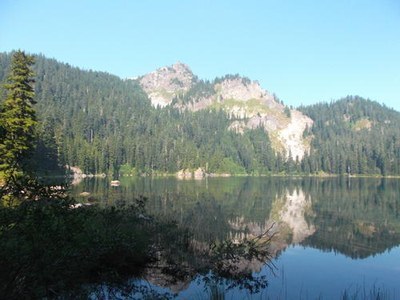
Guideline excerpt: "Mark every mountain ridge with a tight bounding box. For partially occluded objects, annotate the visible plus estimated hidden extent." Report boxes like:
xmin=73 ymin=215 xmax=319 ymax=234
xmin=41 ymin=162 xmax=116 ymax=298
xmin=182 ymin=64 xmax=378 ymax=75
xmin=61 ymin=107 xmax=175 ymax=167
xmin=138 ymin=62 xmax=313 ymax=160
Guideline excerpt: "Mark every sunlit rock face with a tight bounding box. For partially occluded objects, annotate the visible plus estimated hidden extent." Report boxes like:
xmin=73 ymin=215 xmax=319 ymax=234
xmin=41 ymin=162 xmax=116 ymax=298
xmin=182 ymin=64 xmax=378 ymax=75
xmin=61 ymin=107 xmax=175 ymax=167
xmin=278 ymin=110 xmax=314 ymax=160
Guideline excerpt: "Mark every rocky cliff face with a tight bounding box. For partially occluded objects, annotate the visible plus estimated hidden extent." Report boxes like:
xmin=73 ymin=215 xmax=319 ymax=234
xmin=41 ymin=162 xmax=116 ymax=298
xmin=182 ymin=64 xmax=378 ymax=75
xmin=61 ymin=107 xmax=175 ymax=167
xmin=138 ymin=63 xmax=313 ymax=160
xmin=139 ymin=62 xmax=194 ymax=107
xmin=216 ymin=78 xmax=270 ymax=102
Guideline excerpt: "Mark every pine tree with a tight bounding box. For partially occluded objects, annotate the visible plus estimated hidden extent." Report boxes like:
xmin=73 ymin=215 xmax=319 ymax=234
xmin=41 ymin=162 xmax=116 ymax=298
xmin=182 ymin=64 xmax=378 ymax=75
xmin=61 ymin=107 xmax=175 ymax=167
xmin=0 ymin=51 xmax=36 ymax=183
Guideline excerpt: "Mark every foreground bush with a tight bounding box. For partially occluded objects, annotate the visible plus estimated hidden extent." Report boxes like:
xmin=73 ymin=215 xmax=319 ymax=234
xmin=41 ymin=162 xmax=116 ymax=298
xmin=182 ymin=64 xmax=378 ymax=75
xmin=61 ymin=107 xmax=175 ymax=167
xmin=0 ymin=197 xmax=160 ymax=298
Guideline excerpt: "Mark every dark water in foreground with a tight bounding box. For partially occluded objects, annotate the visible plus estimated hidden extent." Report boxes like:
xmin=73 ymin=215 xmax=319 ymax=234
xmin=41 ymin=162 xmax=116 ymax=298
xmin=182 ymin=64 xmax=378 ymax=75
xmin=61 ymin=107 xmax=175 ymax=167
xmin=71 ymin=177 xmax=400 ymax=299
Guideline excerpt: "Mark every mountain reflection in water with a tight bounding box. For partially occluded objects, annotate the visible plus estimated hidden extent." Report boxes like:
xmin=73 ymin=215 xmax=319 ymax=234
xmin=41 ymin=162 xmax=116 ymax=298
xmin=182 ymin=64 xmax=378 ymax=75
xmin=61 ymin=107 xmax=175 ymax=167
xmin=72 ymin=177 xmax=400 ymax=298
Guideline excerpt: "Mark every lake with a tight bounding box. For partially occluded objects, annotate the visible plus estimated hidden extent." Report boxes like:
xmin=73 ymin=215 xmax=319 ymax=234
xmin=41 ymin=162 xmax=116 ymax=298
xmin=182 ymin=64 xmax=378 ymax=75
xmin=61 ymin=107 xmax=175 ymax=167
xmin=71 ymin=177 xmax=400 ymax=299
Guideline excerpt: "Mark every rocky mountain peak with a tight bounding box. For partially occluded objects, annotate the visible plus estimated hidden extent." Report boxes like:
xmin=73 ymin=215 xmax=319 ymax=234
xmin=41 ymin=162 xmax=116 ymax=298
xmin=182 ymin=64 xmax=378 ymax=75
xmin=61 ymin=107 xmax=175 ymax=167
xmin=139 ymin=62 xmax=194 ymax=107
xmin=171 ymin=61 xmax=192 ymax=74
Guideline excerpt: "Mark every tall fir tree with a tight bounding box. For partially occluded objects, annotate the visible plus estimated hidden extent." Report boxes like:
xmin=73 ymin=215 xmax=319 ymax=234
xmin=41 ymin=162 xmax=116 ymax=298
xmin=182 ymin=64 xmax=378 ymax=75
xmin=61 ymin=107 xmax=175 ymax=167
xmin=0 ymin=51 xmax=36 ymax=183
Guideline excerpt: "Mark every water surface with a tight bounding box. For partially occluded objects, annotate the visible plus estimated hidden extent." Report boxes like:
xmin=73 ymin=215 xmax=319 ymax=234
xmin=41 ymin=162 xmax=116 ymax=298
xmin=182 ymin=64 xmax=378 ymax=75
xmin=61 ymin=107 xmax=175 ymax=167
xmin=72 ymin=177 xmax=400 ymax=299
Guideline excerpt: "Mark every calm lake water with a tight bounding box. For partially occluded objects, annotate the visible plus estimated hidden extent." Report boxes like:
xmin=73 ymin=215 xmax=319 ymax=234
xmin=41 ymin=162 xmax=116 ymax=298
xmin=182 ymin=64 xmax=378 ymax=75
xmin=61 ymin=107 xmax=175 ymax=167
xmin=71 ymin=177 xmax=400 ymax=299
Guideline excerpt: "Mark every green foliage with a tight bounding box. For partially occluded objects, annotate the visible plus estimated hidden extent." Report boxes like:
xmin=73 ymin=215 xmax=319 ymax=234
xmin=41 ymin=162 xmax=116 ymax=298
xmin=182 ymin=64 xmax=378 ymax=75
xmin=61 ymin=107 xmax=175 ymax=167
xmin=284 ymin=106 xmax=291 ymax=118
xmin=0 ymin=51 xmax=37 ymax=183
xmin=214 ymin=157 xmax=246 ymax=174
xmin=174 ymin=79 xmax=215 ymax=105
xmin=299 ymin=96 xmax=400 ymax=176
xmin=119 ymin=163 xmax=138 ymax=176
xmin=0 ymin=197 xmax=155 ymax=298
xmin=213 ymin=74 xmax=251 ymax=86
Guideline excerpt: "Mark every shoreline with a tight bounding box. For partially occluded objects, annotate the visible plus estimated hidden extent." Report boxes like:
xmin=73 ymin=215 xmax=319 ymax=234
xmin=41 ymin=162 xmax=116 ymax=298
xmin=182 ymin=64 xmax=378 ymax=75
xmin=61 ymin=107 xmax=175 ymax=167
xmin=33 ymin=167 xmax=400 ymax=185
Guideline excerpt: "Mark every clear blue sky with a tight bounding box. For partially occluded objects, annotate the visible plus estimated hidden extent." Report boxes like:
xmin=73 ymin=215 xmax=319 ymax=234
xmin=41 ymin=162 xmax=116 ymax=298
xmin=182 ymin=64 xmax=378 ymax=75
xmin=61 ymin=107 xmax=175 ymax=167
xmin=1 ymin=0 xmax=399 ymax=110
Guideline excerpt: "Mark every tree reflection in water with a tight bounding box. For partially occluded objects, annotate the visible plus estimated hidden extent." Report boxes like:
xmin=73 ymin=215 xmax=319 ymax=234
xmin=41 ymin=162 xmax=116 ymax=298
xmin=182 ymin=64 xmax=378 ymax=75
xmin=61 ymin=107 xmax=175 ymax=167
xmin=90 ymin=217 xmax=276 ymax=299
xmin=85 ymin=228 xmax=276 ymax=299
xmin=0 ymin=195 xmax=276 ymax=299
xmin=65 ymin=176 xmax=400 ymax=298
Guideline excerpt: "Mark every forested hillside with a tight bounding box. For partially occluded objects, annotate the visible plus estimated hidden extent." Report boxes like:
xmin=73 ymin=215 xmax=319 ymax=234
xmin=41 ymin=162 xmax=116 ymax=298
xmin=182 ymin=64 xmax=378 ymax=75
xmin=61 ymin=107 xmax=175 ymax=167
xmin=299 ymin=97 xmax=400 ymax=175
xmin=1 ymin=52 xmax=400 ymax=176
xmin=0 ymin=53 xmax=279 ymax=176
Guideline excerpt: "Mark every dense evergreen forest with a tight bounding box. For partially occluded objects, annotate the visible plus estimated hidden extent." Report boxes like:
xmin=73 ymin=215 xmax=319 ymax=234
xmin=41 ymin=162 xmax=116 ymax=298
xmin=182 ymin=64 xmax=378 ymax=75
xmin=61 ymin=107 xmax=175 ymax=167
xmin=1 ymin=52 xmax=400 ymax=176
xmin=299 ymin=97 xmax=400 ymax=175
xmin=0 ymin=53 xmax=279 ymax=176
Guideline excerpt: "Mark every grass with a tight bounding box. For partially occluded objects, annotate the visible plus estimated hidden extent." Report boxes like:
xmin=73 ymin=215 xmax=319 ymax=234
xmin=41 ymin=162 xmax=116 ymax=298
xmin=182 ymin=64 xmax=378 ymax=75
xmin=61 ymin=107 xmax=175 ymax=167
xmin=191 ymin=279 xmax=397 ymax=300
xmin=341 ymin=283 xmax=396 ymax=300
